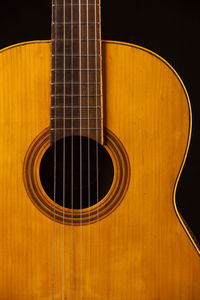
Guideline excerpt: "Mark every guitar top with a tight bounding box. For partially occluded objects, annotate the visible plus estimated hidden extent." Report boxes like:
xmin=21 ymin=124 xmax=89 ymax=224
xmin=0 ymin=0 xmax=199 ymax=299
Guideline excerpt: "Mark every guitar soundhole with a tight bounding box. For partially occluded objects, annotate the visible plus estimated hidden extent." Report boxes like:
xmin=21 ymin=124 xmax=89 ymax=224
xmin=24 ymin=128 xmax=130 ymax=224
xmin=39 ymin=136 xmax=114 ymax=209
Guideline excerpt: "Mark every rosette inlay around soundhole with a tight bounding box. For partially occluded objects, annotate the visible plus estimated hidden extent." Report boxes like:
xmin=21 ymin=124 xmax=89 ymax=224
xmin=23 ymin=128 xmax=130 ymax=225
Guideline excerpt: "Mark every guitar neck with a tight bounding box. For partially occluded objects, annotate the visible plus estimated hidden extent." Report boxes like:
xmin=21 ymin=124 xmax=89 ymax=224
xmin=50 ymin=0 xmax=103 ymax=143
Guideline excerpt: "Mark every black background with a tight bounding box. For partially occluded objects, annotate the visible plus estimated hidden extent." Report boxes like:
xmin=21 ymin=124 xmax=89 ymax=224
xmin=0 ymin=0 xmax=199 ymax=243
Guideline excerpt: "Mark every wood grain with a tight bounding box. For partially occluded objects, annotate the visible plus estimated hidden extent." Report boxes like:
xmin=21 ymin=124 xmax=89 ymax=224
xmin=51 ymin=0 xmax=103 ymax=144
xmin=0 ymin=41 xmax=199 ymax=300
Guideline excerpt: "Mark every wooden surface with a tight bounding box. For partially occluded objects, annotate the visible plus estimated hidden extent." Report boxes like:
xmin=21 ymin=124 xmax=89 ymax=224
xmin=51 ymin=0 xmax=103 ymax=143
xmin=0 ymin=41 xmax=199 ymax=299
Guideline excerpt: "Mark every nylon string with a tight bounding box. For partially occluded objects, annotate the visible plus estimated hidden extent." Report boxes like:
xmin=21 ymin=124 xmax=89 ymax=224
xmin=62 ymin=0 xmax=66 ymax=298
xmin=52 ymin=1 xmax=57 ymax=299
xmin=70 ymin=0 xmax=74 ymax=299
xmin=95 ymin=0 xmax=100 ymax=229
xmin=86 ymin=0 xmax=91 ymax=280
xmin=78 ymin=1 xmax=83 ymax=300
xmin=95 ymin=3 xmax=100 ymax=291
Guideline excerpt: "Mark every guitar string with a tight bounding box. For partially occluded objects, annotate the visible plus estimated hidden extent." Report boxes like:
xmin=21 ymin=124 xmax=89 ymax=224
xmin=86 ymin=0 xmax=91 ymax=283
xmin=78 ymin=1 xmax=83 ymax=300
xmin=70 ymin=0 xmax=74 ymax=299
xmin=62 ymin=0 xmax=66 ymax=298
xmin=95 ymin=0 xmax=100 ymax=235
xmin=52 ymin=0 xmax=57 ymax=299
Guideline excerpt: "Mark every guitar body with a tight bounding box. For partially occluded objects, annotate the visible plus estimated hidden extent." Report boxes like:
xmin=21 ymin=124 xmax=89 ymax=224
xmin=0 ymin=40 xmax=199 ymax=300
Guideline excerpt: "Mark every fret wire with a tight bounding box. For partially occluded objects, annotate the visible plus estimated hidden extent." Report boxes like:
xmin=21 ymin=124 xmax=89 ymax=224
xmin=51 ymin=82 xmax=101 ymax=84
xmin=50 ymin=128 xmax=102 ymax=130
xmin=51 ymin=117 xmax=103 ymax=120
xmin=51 ymin=39 xmax=100 ymax=41
xmin=52 ymin=4 xmax=100 ymax=6
xmin=52 ymin=54 xmax=100 ymax=57
xmin=52 ymin=22 xmax=100 ymax=24
xmin=51 ymin=106 xmax=102 ymax=108
xmin=52 ymin=68 xmax=101 ymax=71
xmin=51 ymin=94 xmax=102 ymax=96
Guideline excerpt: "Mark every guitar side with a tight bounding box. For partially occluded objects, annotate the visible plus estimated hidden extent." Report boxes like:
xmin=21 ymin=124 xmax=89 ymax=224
xmin=0 ymin=40 xmax=199 ymax=300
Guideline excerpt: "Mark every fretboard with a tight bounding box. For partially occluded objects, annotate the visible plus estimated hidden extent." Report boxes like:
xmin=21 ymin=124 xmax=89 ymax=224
xmin=51 ymin=0 xmax=103 ymax=143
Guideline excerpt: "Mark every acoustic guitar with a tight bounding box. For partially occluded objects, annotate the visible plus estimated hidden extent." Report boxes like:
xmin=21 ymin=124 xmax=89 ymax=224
xmin=0 ymin=0 xmax=199 ymax=299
